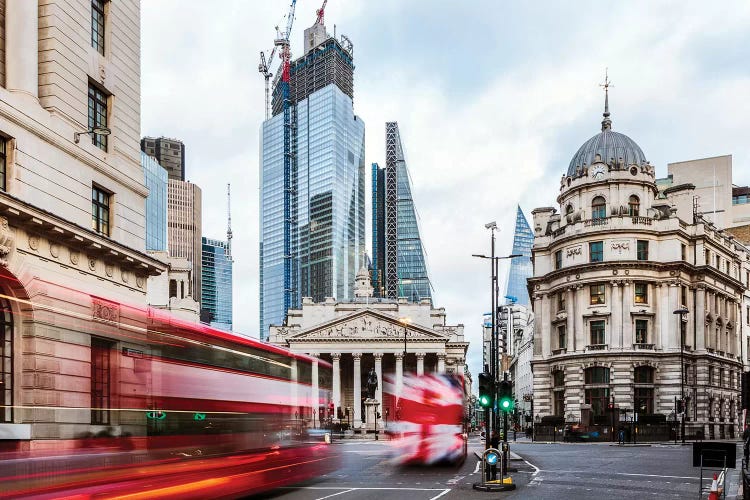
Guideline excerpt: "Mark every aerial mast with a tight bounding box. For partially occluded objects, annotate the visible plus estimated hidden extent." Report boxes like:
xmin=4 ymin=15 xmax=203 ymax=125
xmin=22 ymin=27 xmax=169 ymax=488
xmin=226 ymin=183 xmax=233 ymax=261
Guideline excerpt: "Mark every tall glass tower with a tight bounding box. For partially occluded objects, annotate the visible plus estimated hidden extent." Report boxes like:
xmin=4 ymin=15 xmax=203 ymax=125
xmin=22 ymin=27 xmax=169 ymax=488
xmin=505 ymin=205 xmax=534 ymax=306
xmin=260 ymin=21 xmax=365 ymax=339
xmin=371 ymin=122 xmax=431 ymax=302
xmin=142 ymin=151 xmax=167 ymax=252
xmin=202 ymin=237 xmax=233 ymax=331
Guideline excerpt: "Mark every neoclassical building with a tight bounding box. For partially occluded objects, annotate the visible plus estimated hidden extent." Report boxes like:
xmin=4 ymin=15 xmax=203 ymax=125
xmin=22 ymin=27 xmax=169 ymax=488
xmin=269 ymin=267 xmax=470 ymax=429
xmin=530 ymin=91 xmax=749 ymax=439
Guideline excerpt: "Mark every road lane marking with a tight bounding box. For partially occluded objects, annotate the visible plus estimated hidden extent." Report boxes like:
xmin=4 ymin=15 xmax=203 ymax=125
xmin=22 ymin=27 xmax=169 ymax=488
xmin=524 ymin=459 xmax=540 ymax=476
xmin=473 ymin=460 xmax=480 ymax=474
xmin=537 ymin=469 xmax=700 ymax=480
xmin=429 ymin=489 xmax=451 ymax=500
xmin=315 ymin=489 xmax=356 ymax=500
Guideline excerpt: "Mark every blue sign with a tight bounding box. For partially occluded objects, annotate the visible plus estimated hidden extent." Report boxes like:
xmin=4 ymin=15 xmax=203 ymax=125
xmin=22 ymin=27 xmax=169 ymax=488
xmin=485 ymin=451 xmax=499 ymax=465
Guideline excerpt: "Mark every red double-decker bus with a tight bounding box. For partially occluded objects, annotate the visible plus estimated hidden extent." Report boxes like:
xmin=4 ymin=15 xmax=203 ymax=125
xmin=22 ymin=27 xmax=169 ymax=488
xmin=0 ymin=296 xmax=338 ymax=499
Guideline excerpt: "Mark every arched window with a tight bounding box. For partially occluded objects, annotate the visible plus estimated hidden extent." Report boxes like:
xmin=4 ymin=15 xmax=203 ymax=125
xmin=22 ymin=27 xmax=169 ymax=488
xmin=0 ymin=294 xmax=13 ymax=422
xmin=629 ymin=195 xmax=640 ymax=217
xmin=584 ymin=366 xmax=610 ymax=416
xmin=565 ymin=204 xmax=574 ymax=216
xmin=591 ymin=196 xmax=606 ymax=220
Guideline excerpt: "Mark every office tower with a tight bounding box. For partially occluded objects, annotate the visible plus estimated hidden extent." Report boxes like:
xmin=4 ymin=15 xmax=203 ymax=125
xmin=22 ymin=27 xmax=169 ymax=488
xmin=505 ymin=206 xmax=534 ymax=306
xmin=201 ymin=237 xmax=233 ymax=331
xmin=142 ymin=152 xmax=168 ymax=251
xmin=168 ymin=180 xmax=202 ymax=302
xmin=141 ymin=136 xmax=186 ymax=181
xmin=371 ymin=122 xmax=432 ymax=302
xmin=260 ymin=18 xmax=365 ymax=339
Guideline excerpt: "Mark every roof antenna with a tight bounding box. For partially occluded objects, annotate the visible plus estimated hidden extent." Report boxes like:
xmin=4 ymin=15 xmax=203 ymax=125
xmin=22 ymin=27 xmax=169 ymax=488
xmin=227 ymin=183 xmax=233 ymax=261
xmin=599 ymin=68 xmax=613 ymax=131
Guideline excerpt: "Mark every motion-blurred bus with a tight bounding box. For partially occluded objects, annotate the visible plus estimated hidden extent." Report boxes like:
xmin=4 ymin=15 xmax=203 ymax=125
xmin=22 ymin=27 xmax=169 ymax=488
xmin=385 ymin=373 xmax=468 ymax=465
xmin=0 ymin=297 xmax=338 ymax=499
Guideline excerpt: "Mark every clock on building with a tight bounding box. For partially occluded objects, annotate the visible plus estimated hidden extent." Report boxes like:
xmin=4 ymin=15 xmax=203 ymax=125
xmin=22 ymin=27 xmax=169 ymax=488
xmin=591 ymin=165 xmax=606 ymax=180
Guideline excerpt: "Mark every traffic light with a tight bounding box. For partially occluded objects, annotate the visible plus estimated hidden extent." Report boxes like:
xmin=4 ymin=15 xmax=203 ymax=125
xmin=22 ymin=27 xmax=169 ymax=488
xmin=498 ymin=380 xmax=514 ymax=412
xmin=478 ymin=372 xmax=495 ymax=408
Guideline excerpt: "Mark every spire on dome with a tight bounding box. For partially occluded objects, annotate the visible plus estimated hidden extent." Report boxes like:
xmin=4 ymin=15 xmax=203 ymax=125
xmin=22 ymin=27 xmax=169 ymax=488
xmin=599 ymin=68 xmax=613 ymax=131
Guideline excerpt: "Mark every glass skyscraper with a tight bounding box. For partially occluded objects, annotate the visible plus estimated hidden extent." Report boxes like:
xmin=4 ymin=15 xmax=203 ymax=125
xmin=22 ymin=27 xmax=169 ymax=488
xmin=260 ymin=23 xmax=365 ymax=339
xmin=202 ymin=237 xmax=233 ymax=331
xmin=142 ymin=151 xmax=167 ymax=252
xmin=371 ymin=122 xmax=432 ymax=302
xmin=505 ymin=205 xmax=534 ymax=306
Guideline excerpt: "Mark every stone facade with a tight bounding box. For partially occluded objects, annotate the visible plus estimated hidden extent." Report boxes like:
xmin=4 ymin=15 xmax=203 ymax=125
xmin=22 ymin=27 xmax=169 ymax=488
xmin=530 ymin=104 xmax=748 ymax=439
xmin=269 ymin=269 xmax=470 ymax=429
xmin=0 ymin=1 xmax=168 ymax=448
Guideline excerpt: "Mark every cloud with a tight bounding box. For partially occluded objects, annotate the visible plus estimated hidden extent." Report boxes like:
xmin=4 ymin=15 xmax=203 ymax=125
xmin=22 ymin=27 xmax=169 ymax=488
xmin=141 ymin=0 xmax=750 ymax=377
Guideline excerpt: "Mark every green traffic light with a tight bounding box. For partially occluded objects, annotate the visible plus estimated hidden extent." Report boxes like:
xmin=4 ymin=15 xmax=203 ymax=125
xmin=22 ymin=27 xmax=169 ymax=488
xmin=479 ymin=394 xmax=491 ymax=407
xmin=499 ymin=398 xmax=514 ymax=412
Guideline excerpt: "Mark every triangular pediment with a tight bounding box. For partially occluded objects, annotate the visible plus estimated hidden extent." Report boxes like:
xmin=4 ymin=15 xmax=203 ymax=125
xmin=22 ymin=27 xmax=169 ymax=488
xmin=283 ymin=309 xmax=449 ymax=342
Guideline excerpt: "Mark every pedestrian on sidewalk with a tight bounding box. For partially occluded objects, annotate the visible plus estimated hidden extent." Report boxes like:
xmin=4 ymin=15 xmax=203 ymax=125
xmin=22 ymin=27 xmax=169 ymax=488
xmin=618 ymin=427 xmax=625 ymax=445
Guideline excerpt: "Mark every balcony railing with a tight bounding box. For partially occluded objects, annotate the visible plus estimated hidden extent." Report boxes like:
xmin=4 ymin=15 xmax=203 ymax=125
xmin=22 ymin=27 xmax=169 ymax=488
xmin=552 ymin=226 xmax=567 ymax=237
xmin=631 ymin=216 xmax=652 ymax=226
xmin=586 ymin=344 xmax=608 ymax=351
xmin=633 ymin=343 xmax=654 ymax=350
xmin=584 ymin=217 xmax=609 ymax=227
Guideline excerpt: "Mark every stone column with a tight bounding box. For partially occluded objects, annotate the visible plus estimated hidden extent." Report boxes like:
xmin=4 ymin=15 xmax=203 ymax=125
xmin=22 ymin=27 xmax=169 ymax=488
xmin=532 ymin=294 xmax=543 ymax=356
xmin=575 ymin=286 xmax=586 ymax=349
xmin=6 ymin=0 xmax=39 ymax=98
xmin=374 ymin=352 xmax=383 ymax=424
xmin=290 ymin=358 xmax=298 ymax=412
xmin=437 ymin=353 xmax=446 ymax=373
xmin=353 ymin=352 xmax=362 ymax=427
xmin=395 ymin=352 xmax=404 ymax=399
xmin=456 ymin=357 xmax=465 ymax=378
xmin=332 ymin=353 xmax=341 ymax=421
xmin=566 ymin=287 xmax=575 ymax=351
xmin=669 ymin=283 xmax=680 ymax=349
xmin=622 ymin=281 xmax=633 ymax=347
xmin=610 ymin=281 xmax=622 ymax=349
xmin=311 ymin=353 xmax=319 ymax=425
xmin=416 ymin=353 xmax=425 ymax=376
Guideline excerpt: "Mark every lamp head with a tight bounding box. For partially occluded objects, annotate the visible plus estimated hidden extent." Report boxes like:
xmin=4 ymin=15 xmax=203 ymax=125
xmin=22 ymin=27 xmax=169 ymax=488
xmin=673 ymin=307 xmax=689 ymax=315
xmin=485 ymin=221 xmax=497 ymax=230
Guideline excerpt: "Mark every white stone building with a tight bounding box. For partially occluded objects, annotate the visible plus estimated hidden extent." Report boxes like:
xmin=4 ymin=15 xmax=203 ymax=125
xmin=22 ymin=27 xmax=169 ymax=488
xmin=269 ymin=267 xmax=470 ymax=429
xmin=506 ymin=305 xmax=534 ymax=419
xmin=530 ymin=93 xmax=748 ymax=439
xmin=0 ymin=1 xmax=169 ymax=447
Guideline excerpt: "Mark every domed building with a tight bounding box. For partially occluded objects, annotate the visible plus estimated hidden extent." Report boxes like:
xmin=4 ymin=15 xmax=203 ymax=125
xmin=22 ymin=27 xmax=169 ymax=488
xmin=529 ymin=88 xmax=749 ymax=441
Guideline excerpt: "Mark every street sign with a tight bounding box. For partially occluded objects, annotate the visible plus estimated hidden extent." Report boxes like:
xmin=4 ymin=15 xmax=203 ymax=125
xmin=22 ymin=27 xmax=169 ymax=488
xmin=692 ymin=442 xmax=736 ymax=469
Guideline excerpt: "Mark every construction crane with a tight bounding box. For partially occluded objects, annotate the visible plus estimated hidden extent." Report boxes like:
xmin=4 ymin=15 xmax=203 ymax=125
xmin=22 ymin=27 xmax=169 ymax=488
xmin=258 ymin=47 xmax=276 ymax=120
xmin=316 ymin=0 xmax=328 ymax=25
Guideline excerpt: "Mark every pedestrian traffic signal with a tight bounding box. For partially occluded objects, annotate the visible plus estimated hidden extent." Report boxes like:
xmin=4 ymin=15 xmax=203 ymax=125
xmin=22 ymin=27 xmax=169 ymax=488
xmin=498 ymin=380 xmax=514 ymax=412
xmin=478 ymin=372 xmax=494 ymax=408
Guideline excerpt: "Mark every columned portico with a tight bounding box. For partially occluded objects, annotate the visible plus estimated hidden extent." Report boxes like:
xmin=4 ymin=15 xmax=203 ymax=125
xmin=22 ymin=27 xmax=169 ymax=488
xmin=269 ymin=300 xmax=469 ymax=430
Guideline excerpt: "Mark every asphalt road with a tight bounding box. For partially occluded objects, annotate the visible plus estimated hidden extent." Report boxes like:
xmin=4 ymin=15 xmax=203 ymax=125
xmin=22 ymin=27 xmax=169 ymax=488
xmin=255 ymin=437 xmax=742 ymax=500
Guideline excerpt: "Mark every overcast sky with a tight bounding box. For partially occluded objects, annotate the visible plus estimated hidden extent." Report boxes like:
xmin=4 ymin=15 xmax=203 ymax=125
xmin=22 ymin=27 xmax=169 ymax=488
xmin=141 ymin=0 xmax=750 ymax=375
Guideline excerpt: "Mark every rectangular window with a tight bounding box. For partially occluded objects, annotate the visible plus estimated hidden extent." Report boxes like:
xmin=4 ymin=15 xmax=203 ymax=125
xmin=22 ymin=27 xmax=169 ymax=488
xmin=590 ymin=284 xmax=605 ymax=305
xmin=553 ymin=391 xmax=565 ymax=416
xmin=91 ymin=185 xmax=110 ymax=235
xmin=637 ymin=240 xmax=649 ymax=260
xmin=585 ymin=387 xmax=610 ymax=416
xmin=681 ymin=286 xmax=688 ymax=308
xmin=747 ymin=306 xmax=749 ymax=326
xmin=554 ymin=250 xmax=562 ymax=270
xmin=91 ymin=337 xmax=112 ymax=425
xmin=634 ymin=387 xmax=654 ymax=414
xmin=681 ymin=244 xmax=687 ymax=261
xmin=88 ymin=83 xmax=108 ymax=151
xmin=589 ymin=241 xmax=603 ymax=262
xmin=708 ymin=366 xmax=714 ymax=385
xmin=590 ymin=320 xmax=605 ymax=345
xmin=91 ymin=0 xmax=106 ymax=55
xmin=715 ymin=255 xmax=720 ymax=268
xmin=635 ymin=319 xmax=648 ymax=344
xmin=558 ymin=325 xmax=566 ymax=350
xmin=634 ymin=282 xmax=648 ymax=304
xmin=557 ymin=292 xmax=566 ymax=312
xmin=705 ymin=249 xmax=710 ymax=265
xmin=726 ymin=261 xmax=730 ymax=275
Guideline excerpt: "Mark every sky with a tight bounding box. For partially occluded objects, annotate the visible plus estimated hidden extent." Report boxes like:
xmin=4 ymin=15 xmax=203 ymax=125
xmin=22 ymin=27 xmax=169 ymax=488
xmin=141 ymin=0 xmax=750 ymax=377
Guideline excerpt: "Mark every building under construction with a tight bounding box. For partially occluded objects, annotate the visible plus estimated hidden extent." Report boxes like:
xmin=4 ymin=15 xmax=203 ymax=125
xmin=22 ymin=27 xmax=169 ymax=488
xmin=260 ymin=16 xmax=365 ymax=339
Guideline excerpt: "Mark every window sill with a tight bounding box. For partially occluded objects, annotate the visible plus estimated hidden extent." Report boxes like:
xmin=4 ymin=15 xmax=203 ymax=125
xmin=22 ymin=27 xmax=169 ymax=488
xmin=552 ymin=348 xmax=567 ymax=356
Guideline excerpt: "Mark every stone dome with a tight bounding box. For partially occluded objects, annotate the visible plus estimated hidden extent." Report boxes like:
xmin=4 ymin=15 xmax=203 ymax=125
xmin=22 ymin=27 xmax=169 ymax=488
xmin=567 ymin=82 xmax=648 ymax=177
xmin=567 ymin=129 xmax=647 ymax=176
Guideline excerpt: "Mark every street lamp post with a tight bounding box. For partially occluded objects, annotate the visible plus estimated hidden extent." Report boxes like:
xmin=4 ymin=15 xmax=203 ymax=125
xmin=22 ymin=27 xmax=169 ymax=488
xmin=472 ymin=244 xmax=521 ymax=449
xmin=674 ymin=307 xmax=689 ymax=445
